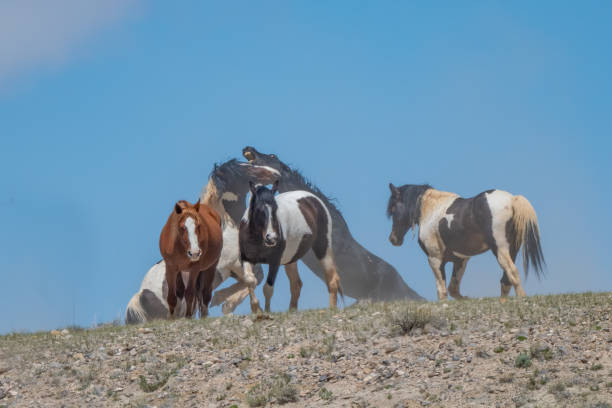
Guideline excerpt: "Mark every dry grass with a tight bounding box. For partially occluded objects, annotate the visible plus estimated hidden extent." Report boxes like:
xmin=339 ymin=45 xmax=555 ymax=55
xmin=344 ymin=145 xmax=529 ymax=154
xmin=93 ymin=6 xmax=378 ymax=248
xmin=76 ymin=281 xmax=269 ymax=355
xmin=0 ymin=291 xmax=610 ymax=407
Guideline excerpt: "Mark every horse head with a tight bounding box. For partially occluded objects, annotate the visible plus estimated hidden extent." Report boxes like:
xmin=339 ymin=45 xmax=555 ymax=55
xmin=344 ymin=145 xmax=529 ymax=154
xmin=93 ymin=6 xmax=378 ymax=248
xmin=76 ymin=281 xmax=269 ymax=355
xmin=247 ymin=180 xmax=280 ymax=247
xmin=242 ymin=146 xmax=290 ymax=175
xmin=173 ymin=200 xmax=205 ymax=262
xmin=387 ymin=183 xmax=431 ymax=246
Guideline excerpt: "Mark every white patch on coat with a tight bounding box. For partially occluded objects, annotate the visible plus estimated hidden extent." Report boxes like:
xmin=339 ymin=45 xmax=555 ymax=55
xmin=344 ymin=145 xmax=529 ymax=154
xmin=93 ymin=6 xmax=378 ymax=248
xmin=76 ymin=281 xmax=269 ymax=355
xmin=485 ymin=190 xmax=514 ymax=251
xmin=217 ymin=220 xmax=240 ymax=281
xmin=239 ymin=163 xmax=281 ymax=177
xmin=274 ymin=191 xmax=321 ymax=264
xmin=444 ymin=213 xmax=455 ymax=228
xmin=130 ymin=261 xmax=186 ymax=319
xmin=181 ymin=270 xmax=190 ymax=288
xmin=265 ymin=204 xmax=277 ymax=241
xmin=452 ymin=251 xmax=470 ymax=259
xmin=184 ymin=217 xmax=200 ymax=255
xmin=221 ymin=192 xmax=238 ymax=202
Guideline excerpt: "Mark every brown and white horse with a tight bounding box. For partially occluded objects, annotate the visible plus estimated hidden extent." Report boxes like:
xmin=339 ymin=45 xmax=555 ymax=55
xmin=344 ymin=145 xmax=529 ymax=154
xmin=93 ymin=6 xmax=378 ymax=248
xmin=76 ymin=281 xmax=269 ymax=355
xmin=160 ymin=200 xmax=222 ymax=317
xmin=387 ymin=184 xmax=545 ymax=300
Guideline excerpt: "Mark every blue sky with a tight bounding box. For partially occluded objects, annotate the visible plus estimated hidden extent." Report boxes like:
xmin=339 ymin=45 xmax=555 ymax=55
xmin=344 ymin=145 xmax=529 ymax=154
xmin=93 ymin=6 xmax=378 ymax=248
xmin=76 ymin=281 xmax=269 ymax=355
xmin=1 ymin=1 xmax=610 ymax=333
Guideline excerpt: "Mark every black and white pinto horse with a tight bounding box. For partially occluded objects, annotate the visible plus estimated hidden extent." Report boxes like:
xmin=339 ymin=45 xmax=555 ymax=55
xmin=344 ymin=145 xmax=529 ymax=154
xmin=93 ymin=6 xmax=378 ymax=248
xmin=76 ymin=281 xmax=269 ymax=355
xmin=387 ymin=184 xmax=545 ymax=300
xmin=239 ymin=181 xmax=342 ymax=313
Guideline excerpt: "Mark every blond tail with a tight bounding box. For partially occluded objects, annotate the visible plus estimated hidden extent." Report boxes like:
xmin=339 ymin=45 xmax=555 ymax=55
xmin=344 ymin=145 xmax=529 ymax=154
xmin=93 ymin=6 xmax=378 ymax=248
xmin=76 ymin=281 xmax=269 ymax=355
xmin=125 ymin=292 xmax=147 ymax=324
xmin=512 ymin=195 xmax=545 ymax=279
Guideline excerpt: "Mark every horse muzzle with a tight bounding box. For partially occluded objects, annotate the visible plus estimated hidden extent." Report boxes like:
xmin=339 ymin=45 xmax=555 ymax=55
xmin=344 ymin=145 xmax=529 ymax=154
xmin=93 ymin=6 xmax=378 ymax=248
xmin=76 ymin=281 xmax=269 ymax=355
xmin=264 ymin=233 xmax=278 ymax=247
xmin=187 ymin=250 xmax=202 ymax=262
xmin=389 ymin=233 xmax=403 ymax=246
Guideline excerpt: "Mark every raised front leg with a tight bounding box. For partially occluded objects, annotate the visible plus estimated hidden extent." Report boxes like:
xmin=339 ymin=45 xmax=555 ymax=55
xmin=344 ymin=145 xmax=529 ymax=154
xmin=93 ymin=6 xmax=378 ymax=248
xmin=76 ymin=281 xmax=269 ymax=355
xmin=448 ymin=258 xmax=469 ymax=299
xmin=284 ymin=262 xmax=302 ymax=311
xmin=263 ymin=260 xmax=281 ymax=313
xmin=165 ymin=264 xmax=179 ymax=318
xmin=242 ymin=261 xmax=262 ymax=314
xmin=427 ymin=256 xmax=448 ymax=300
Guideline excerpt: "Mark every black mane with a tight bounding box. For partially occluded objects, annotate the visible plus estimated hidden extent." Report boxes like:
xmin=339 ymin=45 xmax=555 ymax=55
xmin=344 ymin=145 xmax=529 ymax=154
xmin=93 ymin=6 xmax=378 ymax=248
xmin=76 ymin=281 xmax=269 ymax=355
xmin=209 ymin=159 xmax=244 ymax=193
xmin=280 ymin=166 xmax=341 ymax=215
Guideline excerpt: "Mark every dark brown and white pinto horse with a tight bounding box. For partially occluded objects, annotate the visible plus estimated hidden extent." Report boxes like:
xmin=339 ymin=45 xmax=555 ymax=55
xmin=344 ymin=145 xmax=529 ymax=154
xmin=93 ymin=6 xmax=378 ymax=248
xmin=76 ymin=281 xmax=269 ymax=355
xmin=239 ymin=181 xmax=342 ymax=313
xmin=160 ymin=200 xmax=223 ymax=317
xmin=387 ymin=184 xmax=545 ymax=301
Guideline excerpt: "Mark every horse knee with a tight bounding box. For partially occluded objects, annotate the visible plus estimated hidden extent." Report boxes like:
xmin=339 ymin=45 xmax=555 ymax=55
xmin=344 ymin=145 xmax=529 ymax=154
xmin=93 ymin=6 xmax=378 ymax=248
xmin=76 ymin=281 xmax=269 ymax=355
xmin=263 ymin=282 xmax=274 ymax=299
xmin=243 ymin=272 xmax=257 ymax=287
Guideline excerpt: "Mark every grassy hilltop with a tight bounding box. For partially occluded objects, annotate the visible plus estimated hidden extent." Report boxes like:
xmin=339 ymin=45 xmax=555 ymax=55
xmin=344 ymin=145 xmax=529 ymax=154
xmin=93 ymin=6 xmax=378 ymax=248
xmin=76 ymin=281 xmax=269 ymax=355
xmin=0 ymin=292 xmax=611 ymax=407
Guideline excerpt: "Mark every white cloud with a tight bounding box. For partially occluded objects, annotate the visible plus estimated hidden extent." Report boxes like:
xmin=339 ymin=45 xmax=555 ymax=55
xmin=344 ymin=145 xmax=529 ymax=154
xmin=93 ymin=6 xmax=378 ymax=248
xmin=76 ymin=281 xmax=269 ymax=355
xmin=0 ymin=0 xmax=142 ymax=88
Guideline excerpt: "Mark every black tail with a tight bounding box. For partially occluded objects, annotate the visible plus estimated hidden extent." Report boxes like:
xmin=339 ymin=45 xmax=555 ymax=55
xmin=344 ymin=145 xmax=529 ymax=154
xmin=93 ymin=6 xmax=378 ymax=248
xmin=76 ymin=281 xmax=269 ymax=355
xmin=523 ymin=220 xmax=545 ymax=279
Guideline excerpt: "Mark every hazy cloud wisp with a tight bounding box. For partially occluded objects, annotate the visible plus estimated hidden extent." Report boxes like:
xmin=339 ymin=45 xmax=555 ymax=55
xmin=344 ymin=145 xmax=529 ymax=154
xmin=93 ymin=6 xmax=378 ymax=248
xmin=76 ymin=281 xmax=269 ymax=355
xmin=0 ymin=0 xmax=141 ymax=89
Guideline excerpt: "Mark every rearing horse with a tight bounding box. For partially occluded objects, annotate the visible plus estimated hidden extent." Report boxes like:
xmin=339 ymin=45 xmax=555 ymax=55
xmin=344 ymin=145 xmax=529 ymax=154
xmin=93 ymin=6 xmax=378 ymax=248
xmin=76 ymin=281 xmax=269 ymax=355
xmin=160 ymin=200 xmax=222 ymax=317
xmin=387 ymin=184 xmax=545 ymax=300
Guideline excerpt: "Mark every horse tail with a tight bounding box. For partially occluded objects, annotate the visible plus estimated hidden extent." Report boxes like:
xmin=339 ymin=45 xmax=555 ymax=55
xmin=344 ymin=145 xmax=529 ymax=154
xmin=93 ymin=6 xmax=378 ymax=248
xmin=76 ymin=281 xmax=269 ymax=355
xmin=125 ymin=292 xmax=147 ymax=324
xmin=512 ymin=195 xmax=545 ymax=279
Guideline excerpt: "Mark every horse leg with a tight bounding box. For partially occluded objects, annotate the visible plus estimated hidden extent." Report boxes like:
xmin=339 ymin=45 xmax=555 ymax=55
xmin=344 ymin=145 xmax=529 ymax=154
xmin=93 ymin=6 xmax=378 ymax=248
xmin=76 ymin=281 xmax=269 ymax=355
xmin=284 ymin=262 xmax=302 ymax=311
xmin=242 ymin=261 xmax=262 ymax=314
xmin=500 ymin=239 xmax=521 ymax=301
xmin=427 ymin=256 xmax=448 ymax=300
xmin=211 ymin=263 xmax=263 ymax=311
xmin=222 ymin=287 xmax=250 ymax=314
xmin=184 ymin=271 xmax=200 ymax=318
xmin=165 ymin=265 xmax=179 ymax=318
xmin=263 ymin=261 xmax=281 ymax=313
xmin=198 ymin=264 xmax=217 ymax=318
xmin=211 ymin=281 xmax=247 ymax=307
xmin=448 ymin=258 xmax=469 ymax=299
xmin=495 ymin=249 xmax=526 ymax=297
xmin=319 ymin=251 xmax=341 ymax=309
xmin=500 ymin=272 xmax=512 ymax=301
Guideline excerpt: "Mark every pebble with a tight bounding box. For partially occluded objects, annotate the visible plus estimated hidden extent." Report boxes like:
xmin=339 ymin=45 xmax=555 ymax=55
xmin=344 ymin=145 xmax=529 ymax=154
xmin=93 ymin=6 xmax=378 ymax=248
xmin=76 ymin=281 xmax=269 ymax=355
xmin=384 ymin=345 xmax=399 ymax=354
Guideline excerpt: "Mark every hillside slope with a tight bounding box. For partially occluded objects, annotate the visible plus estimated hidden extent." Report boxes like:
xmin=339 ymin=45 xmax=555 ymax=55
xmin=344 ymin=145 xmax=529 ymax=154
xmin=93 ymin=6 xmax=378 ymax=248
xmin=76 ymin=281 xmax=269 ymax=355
xmin=1 ymin=293 xmax=610 ymax=407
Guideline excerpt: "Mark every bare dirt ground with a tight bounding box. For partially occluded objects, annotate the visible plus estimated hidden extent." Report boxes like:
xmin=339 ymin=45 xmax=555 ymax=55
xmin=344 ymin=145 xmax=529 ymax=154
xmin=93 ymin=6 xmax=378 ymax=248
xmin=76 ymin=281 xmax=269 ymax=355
xmin=0 ymin=292 xmax=610 ymax=408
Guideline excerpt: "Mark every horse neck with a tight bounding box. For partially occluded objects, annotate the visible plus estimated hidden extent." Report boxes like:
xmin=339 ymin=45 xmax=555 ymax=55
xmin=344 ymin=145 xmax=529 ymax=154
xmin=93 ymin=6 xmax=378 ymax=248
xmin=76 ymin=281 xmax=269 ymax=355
xmin=419 ymin=188 xmax=458 ymax=223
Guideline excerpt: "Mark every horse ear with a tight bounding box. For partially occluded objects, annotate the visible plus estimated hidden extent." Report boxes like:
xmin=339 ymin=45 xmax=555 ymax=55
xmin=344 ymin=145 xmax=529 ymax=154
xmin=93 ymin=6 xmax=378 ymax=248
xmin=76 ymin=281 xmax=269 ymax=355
xmin=249 ymin=181 xmax=256 ymax=194
xmin=271 ymin=180 xmax=279 ymax=194
xmin=194 ymin=199 xmax=201 ymax=212
xmin=174 ymin=203 xmax=183 ymax=214
xmin=389 ymin=183 xmax=399 ymax=196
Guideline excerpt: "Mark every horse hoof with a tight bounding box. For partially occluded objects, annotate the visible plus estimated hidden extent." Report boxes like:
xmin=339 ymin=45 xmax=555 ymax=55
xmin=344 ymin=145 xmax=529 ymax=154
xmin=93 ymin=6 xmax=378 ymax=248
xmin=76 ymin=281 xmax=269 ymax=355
xmin=255 ymin=313 xmax=272 ymax=321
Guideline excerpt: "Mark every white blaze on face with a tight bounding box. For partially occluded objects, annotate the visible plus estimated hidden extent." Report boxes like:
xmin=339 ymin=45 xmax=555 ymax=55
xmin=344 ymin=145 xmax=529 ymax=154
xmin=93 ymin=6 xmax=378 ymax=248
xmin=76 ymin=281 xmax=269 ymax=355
xmin=184 ymin=217 xmax=200 ymax=258
xmin=265 ymin=204 xmax=277 ymax=242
